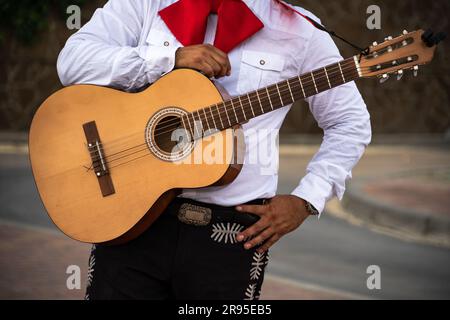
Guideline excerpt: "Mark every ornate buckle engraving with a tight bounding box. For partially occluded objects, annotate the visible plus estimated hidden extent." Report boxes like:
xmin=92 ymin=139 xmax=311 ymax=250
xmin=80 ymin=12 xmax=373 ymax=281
xmin=177 ymin=203 xmax=212 ymax=226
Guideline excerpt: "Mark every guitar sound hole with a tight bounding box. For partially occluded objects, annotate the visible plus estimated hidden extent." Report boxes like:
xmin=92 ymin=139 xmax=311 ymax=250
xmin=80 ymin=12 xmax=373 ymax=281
xmin=146 ymin=107 xmax=194 ymax=162
xmin=153 ymin=115 xmax=188 ymax=154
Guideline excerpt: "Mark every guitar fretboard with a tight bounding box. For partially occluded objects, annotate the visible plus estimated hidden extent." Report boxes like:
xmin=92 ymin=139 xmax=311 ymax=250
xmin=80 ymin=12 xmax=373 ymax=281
xmin=182 ymin=56 xmax=360 ymax=139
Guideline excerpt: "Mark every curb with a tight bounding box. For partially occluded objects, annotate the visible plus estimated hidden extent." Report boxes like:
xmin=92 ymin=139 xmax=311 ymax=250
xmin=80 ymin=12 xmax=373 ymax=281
xmin=339 ymin=181 xmax=450 ymax=246
xmin=0 ymin=131 xmax=28 ymax=154
xmin=325 ymin=198 xmax=450 ymax=248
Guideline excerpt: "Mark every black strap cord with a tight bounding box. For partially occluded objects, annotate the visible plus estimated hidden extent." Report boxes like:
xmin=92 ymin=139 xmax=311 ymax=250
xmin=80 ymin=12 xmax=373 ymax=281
xmin=276 ymin=0 xmax=370 ymax=57
xmin=302 ymin=14 xmax=370 ymax=59
xmin=276 ymin=0 xmax=370 ymax=58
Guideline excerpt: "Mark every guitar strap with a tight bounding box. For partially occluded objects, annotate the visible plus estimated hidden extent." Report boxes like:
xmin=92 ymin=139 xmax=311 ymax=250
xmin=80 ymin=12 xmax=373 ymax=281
xmin=274 ymin=0 xmax=369 ymax=57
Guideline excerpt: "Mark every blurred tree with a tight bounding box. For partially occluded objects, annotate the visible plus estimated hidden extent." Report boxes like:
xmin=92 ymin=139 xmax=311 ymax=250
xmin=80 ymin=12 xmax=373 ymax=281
xmin=0 ymin=0 xmax=87 ymax=45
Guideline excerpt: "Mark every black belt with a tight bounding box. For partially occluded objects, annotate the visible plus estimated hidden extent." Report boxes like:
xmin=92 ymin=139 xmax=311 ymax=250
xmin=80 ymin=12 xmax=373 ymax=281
xmin=173 ymin=197 xmax=267 ymax=208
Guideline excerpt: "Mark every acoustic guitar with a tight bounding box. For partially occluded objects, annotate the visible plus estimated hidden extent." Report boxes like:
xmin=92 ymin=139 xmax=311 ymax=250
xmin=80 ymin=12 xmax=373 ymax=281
xmin=29 ymin=30 xmax=441 ymax=244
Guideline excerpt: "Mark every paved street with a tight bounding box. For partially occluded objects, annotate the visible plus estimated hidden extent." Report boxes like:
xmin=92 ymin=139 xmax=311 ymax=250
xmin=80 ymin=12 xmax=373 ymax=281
xmin=275 ymin=144 xmax=450 ymax=299
xmin=1 ymin=144 xmax=450 ymax=299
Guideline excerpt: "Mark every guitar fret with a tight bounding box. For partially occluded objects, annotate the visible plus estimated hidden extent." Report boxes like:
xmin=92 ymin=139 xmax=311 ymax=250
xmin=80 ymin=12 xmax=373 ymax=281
xmin=286 ymin=80 xmax=295 ymax=101
xmin=276 ymin=83 xmax=284 ymax=106
xmin=324 ymin=67 xmax=331 ymax=88
xmin=311 ymin=72 xmax=318 ymax=94
xmin=192 ymin=112 xmax=201 ymax=138
xmin=181 ymin=116 xmax=191 ymax=140
xmin=202 ymin=108 xmax=210 ymax=131
xmin=187 ymin=113 xmax=194 ymax=138
xmin=233 ymin=97 xmax=245 ymax=123
xmin=230 ymin=99 xmax=239 ymax=124
xmin=247 ymin=93 xmax=255 ymax=117
xmin=255 ymin=90 xmax=264 ymax=114
xmin=338 ymin=61 xmax=346 ymax=83
xmin=238 ymin=96 xmax=247 ymax=121
xmin=223 ymin=103 xmax=231 ymax=127
xmin=186 ymin=115 xmax=193 ymax=139
xmin=315 ymin=69 xmax=329 ymax=93
xmin=298 ymin=76 xmax=306 ymax=98
xmin=266 ymin=87 xmax=274 ymax=110
xmin=209 ymin=106 xmax=217 ymax=130
xmin=216 ymin=104 xmax=224 ymax=129
xmin=197 ymin=110 xmax=205 ymax=136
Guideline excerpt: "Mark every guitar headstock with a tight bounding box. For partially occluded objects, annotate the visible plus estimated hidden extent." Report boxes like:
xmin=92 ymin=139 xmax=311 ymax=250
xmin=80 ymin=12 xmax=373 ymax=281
xmin=359 ymin=29 xmax=443 ymax=82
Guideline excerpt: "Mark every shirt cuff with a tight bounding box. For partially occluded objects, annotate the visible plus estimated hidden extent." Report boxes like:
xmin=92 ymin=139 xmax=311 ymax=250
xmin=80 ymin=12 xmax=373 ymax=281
xmin=140 ymin=45 xmax=178 ymax=76
xmin=291 ymin=172 xmax=333 ymax=218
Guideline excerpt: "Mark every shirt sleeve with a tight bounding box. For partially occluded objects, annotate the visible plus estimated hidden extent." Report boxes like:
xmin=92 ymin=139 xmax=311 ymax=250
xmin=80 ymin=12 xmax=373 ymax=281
xmin=291 ymin=26 xmax=372 ymax=216
xmin=57 ymin=0 xmax=177 ymax=91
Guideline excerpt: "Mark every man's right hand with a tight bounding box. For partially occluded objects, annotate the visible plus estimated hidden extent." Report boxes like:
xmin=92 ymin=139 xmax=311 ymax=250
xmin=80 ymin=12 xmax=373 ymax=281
xmin=174 ymin=44 xmax=231 ymax=79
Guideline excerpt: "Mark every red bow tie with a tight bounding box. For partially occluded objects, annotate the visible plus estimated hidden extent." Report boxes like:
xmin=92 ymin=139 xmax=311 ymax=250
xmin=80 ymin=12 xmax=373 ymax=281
xmin=159 ymin=0 xmax=264 ymax=53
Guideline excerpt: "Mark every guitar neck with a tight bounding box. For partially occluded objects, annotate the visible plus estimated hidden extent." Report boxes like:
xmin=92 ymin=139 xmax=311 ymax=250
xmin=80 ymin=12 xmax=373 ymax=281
xmin=182 ymin=56 xmax=361 ymax=138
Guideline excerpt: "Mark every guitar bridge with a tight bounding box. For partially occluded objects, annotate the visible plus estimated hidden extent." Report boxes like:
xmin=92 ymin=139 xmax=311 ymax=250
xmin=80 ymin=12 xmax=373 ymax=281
xmin=83 ymin=121 xmax=115 ymax=197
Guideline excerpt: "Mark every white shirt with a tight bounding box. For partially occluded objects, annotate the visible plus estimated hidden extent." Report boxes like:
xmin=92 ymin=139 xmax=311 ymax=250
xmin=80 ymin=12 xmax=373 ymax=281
xmin=57 ymin=0 xmax=372 ymax=214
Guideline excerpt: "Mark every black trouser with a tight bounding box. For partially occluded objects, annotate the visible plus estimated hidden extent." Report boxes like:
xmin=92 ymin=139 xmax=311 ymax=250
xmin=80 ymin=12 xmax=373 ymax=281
xmin=85 ymin=197 xmax=269 ymax=300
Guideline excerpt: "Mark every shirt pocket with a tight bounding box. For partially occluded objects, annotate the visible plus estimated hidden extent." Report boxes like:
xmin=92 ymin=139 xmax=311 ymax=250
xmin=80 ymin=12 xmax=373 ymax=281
xmin=237 ymin=50 xmax=285 ymax=94
xmin=145 ymin=28 xmax=181 ymax=49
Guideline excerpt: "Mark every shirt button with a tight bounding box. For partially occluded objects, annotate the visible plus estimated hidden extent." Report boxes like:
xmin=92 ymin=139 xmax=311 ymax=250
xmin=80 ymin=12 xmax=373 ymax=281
xmin=259 ymin=59 xmax=266 ymax=65
xmin=164 ymin=41 xmax=170 ymax=47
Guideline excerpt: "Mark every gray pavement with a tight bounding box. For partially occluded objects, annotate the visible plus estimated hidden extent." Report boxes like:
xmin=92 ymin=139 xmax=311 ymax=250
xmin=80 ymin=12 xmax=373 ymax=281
xmin=1 ymin=143 xmax=450 ymax=299
xmin=275 ymin=144 xmax=450 ymax=299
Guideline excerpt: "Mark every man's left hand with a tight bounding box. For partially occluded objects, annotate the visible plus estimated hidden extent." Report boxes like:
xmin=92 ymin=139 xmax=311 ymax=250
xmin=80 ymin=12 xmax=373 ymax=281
xmin=236 ymin=195 xmax=311 ymax=253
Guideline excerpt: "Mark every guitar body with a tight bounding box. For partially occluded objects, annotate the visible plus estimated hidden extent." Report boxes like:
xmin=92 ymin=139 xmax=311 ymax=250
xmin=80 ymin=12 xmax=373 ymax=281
xmin=29 ymin=69 xmax=243 ymax=244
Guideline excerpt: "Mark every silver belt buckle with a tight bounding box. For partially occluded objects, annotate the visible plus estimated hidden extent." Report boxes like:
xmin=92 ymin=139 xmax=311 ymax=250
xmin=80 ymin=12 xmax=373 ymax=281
xmin=177 ymin=203 xmax=212 ymax=226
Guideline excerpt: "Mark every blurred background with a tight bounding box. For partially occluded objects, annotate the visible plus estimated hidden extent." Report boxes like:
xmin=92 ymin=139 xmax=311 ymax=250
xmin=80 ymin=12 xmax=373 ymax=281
xmin=0 ymin=0 xmax=449 ymax=299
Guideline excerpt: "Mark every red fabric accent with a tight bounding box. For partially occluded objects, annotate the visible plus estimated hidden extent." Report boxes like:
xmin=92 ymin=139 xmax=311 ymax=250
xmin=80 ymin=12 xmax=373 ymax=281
xmin=158 ymin=0 xmax=264 ymax=53
xmin=273 ymin=0 xmax=315 ymax=26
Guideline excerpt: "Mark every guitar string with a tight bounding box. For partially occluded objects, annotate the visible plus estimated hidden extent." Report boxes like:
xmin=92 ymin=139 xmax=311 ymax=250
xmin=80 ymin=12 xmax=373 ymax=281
xmin=181 ymin=60 xmax=359 ymax=137
xmin=86 ymin=62 xmax=360 ymax=166
xmin=87 ymin=59 xmax=361 ymax=161
xmin=87 ymin=63 xmax=364 ymax=170
xmin=87 ymin=48 xmax=378 ymax=155
xmin=85 ymin=58 xmax=356 ymax=158
xmin=90 ymin=69 xmax=363 ymax=173
xmin=87 ymin=66 xmax=364 ymax=171
xmin=87 ymin=64 xmax=365 ymax=170
xmin=152 ymin=55 xmax=372 ymax=135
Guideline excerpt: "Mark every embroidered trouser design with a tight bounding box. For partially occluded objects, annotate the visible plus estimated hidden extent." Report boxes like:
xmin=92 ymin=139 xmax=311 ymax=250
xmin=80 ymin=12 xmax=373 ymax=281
xmin=85 ymin=198 xmax=269 ymax=300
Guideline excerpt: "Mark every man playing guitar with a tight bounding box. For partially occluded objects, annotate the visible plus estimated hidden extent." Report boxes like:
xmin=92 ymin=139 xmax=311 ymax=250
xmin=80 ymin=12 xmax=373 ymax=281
xmin=57 ymin=0 xmax=371 ymax=300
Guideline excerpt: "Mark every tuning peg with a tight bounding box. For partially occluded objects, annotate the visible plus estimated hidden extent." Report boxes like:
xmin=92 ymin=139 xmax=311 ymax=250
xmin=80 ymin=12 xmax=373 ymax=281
xmin=397 ymin=70 xmax=404 ymax=80
xmin=413 ymin=65 xmax=419 ymax=77
xmin=384 ymin=37 xmax=393 ymax=51
xmin=407 ymin=56 xmax=413 ymax=62
xmin=379 ymin=74 xmax=390 ymax=83
xmin=372 ymin=41 xmax=378 ymax=46
xmin=422 ymin=29 xmax=435 ymax=47
xmin=401 ymin=30 xmax=409 ymax=46
xmin=422 ymin=30 xmax=447 ymax=47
